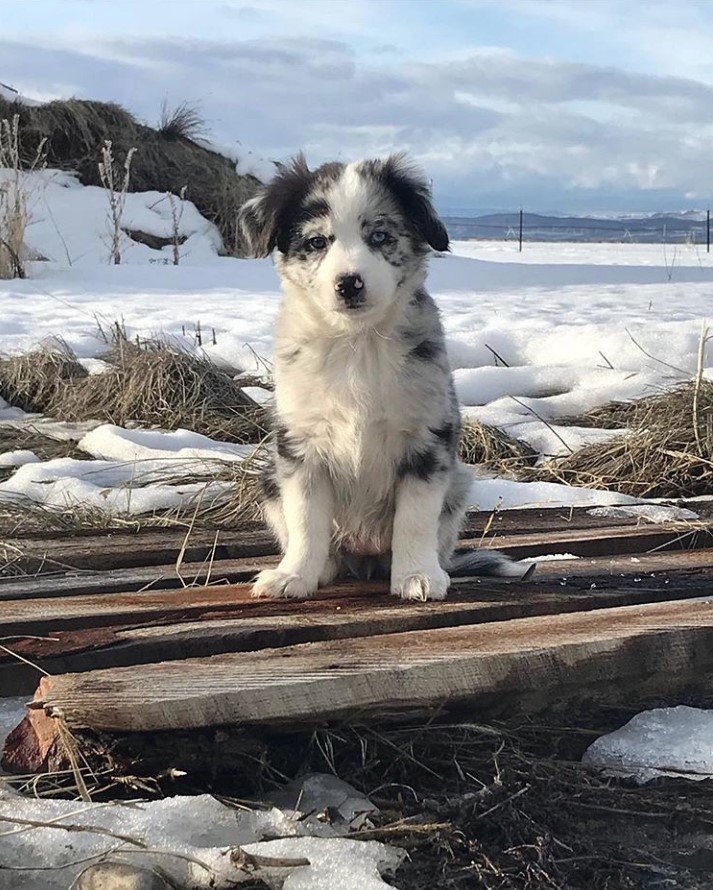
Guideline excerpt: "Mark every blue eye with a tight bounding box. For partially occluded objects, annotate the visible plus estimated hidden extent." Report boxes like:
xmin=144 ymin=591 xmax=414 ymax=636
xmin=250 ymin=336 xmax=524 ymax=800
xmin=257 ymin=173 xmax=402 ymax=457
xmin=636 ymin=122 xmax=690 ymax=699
xmin=308 ymin=236 xmax=327 ymax=250
xmin=369 ymin=230 xmax=388 ymax=246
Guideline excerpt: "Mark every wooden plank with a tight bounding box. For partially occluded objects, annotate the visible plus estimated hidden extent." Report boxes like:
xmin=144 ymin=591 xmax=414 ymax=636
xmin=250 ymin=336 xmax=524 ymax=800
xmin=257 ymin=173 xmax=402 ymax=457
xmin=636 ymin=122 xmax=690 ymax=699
xmin=534 ymin=547 xmax=713 ymax=579
xmin=1 ymin=507 xmax=683 ymax=576
xmin=1 ymin=522 xmax=710 ymax=600
xmin=0 ymin=556 xmax=276 ymax=601
xmin=2 ymin=575 xmax=709 ymax=695
xmin=23 ymin=598 xmax=713 ymax=733
xmin=459 ymin=522 xmax=712 ymax=559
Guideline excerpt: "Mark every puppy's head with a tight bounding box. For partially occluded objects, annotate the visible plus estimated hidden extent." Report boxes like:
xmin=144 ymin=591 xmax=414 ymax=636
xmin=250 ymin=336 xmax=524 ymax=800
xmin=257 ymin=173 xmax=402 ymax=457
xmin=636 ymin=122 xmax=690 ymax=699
xmin=239 ymin=154 xmax=448 ymax=325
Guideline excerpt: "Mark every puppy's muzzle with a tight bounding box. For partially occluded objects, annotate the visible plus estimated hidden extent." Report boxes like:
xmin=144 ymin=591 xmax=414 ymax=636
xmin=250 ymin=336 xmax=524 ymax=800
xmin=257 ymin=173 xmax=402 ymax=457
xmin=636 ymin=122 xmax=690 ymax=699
xmin=335 ymin=273 xmax=365 ymax=308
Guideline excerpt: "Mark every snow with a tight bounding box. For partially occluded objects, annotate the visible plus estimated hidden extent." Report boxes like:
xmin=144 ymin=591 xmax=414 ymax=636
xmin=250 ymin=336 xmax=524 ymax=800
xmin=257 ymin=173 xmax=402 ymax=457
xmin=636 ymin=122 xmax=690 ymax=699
xmin=467 ymin=476 xmax=637 ymax=511
xmin=198 ymin=137 xmax=276 ymax=182
xmin=0 ymin=779 xmax=401 ymax=889
xmin=587 ymin=504 xmax=699 ymax=523
xmin=583 ymin=706 xmax=713 ymax=783
xmin=0 ymin=449 xmax=39 ymax=468
xmin=0 ymin=456 xmax=232 ymax=515
xmin=0 ymin=171 xmax=711 ymax=515
xmin=0 ymin=169 xmax=223 ymax=266
xmin=79 ymin=424 xmax=252 ymax=463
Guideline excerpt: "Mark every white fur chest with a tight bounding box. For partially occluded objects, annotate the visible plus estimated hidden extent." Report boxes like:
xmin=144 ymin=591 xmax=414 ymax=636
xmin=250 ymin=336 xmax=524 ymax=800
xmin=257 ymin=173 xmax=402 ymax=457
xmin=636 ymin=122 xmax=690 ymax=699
xmin=275 ymin=330 xmax=414 ymax=481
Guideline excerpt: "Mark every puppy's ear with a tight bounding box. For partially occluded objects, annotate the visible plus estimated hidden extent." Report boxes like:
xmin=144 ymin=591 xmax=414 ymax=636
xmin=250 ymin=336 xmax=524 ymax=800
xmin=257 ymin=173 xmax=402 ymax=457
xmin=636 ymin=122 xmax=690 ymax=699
xmin=238 ymin=193 xmax=276 ymax=258
xmin=381 ymin=153 xmax=449 ymax=252
xmin=238 ymin=154 xmax=313 ymax=258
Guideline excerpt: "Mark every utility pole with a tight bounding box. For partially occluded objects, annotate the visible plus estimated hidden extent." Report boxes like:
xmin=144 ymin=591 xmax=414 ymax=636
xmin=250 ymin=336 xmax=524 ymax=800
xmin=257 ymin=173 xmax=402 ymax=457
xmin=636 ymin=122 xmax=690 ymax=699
xmin=707 ymin=209 xmax=710 ymax=254
xmin=519 ymin=208 xmax=523 ymax=253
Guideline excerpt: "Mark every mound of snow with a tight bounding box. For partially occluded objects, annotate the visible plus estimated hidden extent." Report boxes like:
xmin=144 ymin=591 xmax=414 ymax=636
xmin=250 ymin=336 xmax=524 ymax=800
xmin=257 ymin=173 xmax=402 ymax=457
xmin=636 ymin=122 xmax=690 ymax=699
xmin=0 ymin=455 xmax=232 ymax=515
xmin=79 ymin=424 xmax=253 ymax=463
xmin=0 ymin=168 xmax=223 ymax=266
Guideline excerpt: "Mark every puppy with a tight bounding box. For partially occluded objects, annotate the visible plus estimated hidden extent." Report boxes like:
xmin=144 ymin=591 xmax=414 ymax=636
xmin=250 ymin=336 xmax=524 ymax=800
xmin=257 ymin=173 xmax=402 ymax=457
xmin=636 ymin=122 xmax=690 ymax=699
xmin=239 ymin=154 xmax=525 ymax=601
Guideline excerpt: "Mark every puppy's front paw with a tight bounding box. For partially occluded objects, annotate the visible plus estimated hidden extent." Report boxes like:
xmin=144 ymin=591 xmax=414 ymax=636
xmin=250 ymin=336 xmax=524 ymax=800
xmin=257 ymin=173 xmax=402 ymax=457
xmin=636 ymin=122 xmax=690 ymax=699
xmin=391 ymin=566 xmax=450 ymax=601
xmin=251 ymin=568 xmax=316 ymax=600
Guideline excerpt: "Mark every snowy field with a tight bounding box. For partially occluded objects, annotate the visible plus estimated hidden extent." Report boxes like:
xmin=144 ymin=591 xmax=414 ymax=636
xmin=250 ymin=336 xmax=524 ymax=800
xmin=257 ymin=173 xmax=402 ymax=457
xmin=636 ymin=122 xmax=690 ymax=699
xmin=0 ymin=173 xmax=711 ymax=515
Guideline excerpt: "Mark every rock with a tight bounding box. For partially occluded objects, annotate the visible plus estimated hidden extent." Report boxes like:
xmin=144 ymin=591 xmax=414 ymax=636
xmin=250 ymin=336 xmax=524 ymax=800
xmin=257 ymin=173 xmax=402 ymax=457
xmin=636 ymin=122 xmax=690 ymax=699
xmin=70 ymin=861 xmax=174 ymax=890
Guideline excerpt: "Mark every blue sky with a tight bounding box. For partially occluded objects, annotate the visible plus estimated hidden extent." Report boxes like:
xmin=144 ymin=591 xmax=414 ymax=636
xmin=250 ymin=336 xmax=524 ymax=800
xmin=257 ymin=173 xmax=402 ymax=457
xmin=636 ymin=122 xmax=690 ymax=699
xmin=4 ymin=0 xmax=713 ymax=212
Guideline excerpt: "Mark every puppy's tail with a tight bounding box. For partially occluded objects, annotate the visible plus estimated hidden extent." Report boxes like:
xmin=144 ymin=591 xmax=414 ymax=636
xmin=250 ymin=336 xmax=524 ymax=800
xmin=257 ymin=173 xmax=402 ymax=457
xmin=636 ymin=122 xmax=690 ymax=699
xmin=449 ymin=548 xmax=536 ymax=581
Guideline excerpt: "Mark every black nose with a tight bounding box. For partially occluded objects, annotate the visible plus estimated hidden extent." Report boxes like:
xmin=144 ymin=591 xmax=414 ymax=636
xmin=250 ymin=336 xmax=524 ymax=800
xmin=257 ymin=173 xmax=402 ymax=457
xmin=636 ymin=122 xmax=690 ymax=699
xmin=335 ymin=273 xmax=365 ymax=306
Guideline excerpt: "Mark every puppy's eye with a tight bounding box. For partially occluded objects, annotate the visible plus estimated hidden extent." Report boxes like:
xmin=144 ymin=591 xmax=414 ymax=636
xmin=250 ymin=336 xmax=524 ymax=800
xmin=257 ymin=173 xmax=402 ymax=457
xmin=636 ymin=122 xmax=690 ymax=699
xmin=369 ymin=230 xmax=388 ymax=246
xmin=307 ymin=236 xmax=327 ymax=251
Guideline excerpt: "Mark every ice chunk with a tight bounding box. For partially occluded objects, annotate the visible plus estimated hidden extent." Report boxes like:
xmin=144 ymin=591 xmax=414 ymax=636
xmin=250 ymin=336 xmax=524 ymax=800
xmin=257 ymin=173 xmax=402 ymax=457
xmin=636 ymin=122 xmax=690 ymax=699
xmin=268 ymin=773 xmax=377 ymax=828
xmin=587 ymin=504 xmax=699 ymax=523
xmin=239 ymin=836 xmax=404 ymax=890
xmin=583 ymin=706 xmax=713 ymax=783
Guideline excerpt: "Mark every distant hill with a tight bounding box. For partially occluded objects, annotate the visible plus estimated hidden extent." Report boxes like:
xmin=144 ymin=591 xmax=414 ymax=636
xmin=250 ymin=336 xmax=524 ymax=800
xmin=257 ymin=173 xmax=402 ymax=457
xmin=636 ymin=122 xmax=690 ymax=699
xmin=444 ymin=211 xmax=709 ymax=243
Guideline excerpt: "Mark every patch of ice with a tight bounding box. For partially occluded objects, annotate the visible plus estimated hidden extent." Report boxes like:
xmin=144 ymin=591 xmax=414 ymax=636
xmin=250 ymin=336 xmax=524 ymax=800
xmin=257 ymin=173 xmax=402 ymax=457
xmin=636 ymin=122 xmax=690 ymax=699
xmin=587 ymin=504 xmax=699 ymax=523
xmin=583 ymin=706 xmax=713 ymax=784
xmin=268 ymin=773 xmax=377 ymax=829
xmin=0 ymin=697 xmax=28 ymax=758
xmin=240 ymin=837 xmax=403 ymax=890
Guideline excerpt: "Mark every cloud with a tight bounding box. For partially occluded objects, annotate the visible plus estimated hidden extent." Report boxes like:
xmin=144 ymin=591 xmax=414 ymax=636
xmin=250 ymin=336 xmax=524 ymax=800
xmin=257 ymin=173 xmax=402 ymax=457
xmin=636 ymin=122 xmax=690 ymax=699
xmin=2 ymin=32 xmax=712 ymax=210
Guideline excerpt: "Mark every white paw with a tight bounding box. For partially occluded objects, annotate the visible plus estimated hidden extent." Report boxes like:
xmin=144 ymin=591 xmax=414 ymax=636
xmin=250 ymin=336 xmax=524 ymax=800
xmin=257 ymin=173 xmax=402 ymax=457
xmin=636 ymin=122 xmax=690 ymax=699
xmin=391 ymin=566 xmax=450 ymax=601
xmin=251 ymin=568 xmax=317 ymax=600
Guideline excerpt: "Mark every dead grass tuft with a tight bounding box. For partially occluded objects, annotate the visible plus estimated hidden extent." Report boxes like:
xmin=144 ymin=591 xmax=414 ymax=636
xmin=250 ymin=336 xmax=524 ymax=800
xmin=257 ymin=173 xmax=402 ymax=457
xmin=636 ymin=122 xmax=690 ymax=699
xmin=459 ymin=418 xmax=536 ymax=473
xmin=0 ymin=340 xmax=87 ymax=414
xmin=53 ymin=340 xmax=268 ymax=444
xmin=535 ymin=381 xmax=713 ymax=497
xmin=158 ymin=100 xmax=207 ymax=142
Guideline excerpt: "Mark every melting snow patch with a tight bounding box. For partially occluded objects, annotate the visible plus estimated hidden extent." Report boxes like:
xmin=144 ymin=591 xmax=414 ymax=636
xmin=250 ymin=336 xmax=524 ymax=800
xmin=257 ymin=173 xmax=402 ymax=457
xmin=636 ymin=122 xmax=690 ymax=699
xmin=468 ymin=476 xmax=639 ymax=511
xmin=583 ymin=706 xmax=713 ymax=784
xmin=528 ymin=553 xmax=581 ymax=562
xmin=0 ymin=450 xmax=39 ymax=468
xmin=588 ymin=504 xmax=699 ymax=523
xmin=79 ymin=424 xmax=252 ymax=463
xmin=239 ymin=837 xmax=403 ymax=889
xmin=0 ymin=789 xmax=402 ymax=890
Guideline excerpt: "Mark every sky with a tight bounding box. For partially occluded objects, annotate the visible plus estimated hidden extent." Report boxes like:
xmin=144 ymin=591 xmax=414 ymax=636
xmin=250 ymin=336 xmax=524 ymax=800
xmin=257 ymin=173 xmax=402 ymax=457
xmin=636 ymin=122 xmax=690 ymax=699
xmin=3 ymin=0 xmax=713 ymax=213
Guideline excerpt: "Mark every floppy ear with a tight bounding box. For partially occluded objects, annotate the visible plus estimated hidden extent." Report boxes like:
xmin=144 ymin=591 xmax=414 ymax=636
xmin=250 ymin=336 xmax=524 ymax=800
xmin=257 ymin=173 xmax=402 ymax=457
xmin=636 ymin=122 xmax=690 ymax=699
xmin=238 ymin=155 xmax=313 ymax=258
xmin=238 ymin=193 xmax=276 ymax=258
xmin=381 ymin=153 xmax=449 ymax=252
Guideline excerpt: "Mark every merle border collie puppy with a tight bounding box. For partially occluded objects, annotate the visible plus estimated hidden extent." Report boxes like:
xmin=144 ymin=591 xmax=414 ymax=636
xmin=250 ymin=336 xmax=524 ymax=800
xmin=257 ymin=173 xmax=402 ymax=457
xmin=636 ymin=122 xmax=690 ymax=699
xmin=239 ymin=154 xmax=527 ymax=601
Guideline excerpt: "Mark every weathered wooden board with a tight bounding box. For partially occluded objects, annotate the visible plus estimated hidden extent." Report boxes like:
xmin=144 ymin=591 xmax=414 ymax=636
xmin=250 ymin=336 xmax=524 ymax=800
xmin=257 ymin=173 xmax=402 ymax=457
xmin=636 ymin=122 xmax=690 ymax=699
xmin=0 ymin=556 xmax=276 ymax=601
xmin=1 ymin=522 xmax=709 ymax=602
xmin=2 ymin=575 xmax=709 ymax=695
xmin=2 ymin=507 xmax=699 ymax=576
xmin=25 ymin=598 xmax=713 ymax=733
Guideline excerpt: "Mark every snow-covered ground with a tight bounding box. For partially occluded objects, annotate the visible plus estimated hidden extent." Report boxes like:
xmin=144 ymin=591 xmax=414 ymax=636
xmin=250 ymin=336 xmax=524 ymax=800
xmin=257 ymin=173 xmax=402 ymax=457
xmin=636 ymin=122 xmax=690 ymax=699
xmin=0 ymin=173 xmax=711 ymax=515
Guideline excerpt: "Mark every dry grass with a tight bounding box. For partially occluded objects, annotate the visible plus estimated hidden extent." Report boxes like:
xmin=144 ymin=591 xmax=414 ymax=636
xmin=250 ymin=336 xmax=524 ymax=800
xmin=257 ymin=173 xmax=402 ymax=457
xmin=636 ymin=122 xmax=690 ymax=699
xmin=0 ymin=95 xmax=261 ymax=255
xmin=459 ymin=418 xmax=536 ymax=474
xmin=158 ymin=100 xmax=207 ymax=141
xmin=0 ymin=114 xmax=46 ymax=278
xmin=0 ymin=340 xmax=87 ymax=413
xmin=23 ymin=688 xmax=713 ymax=889
xmin=54 ymin=340 xmax=268 ymax=444
xmin=535 ymin=381 xmax=713 ymax=497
